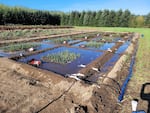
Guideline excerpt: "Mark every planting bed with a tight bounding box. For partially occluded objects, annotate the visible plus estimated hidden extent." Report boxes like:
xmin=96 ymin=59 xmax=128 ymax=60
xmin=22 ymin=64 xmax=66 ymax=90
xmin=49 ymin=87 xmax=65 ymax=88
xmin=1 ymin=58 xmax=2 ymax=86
xmin=0 ymin=25 xmax=73 ymax=30
xmin=0 ymin=28 xmax=139 ymax=113
xmin=0 ymin=42 xmax=58 ymax=57
xmin=0 ymin=30 xmax=133 ymax=81
xmin=18 ymin=47 xmax=103 ymax=75
xmin=0 ymin=29 xmax=74 ymax=40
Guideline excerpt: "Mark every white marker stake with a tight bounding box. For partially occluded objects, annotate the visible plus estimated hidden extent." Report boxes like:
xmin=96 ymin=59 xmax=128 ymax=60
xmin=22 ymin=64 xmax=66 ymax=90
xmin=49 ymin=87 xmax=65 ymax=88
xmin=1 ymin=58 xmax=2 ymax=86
xmin=131 ymin=99 xmax=138 ymax=111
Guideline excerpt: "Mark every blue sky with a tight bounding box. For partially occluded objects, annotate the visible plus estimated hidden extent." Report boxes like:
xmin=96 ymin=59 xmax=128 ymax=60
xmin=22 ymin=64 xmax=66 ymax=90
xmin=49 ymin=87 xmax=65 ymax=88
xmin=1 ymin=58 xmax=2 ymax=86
xmin=0 ymin=0 xmax=149 ymax=15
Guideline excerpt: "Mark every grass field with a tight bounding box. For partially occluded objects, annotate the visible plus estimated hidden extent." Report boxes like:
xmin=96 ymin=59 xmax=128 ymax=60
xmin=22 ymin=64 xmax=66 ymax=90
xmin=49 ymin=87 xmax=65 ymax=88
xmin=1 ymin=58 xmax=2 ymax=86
xmin=76 ymin=27 xmax=150 ymax=112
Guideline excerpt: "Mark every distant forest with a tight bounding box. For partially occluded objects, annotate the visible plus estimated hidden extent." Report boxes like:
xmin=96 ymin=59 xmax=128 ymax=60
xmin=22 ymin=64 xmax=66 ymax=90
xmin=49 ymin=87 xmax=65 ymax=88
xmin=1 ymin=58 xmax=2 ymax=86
xmin=0 ymin=4 xmax=60 ymax=25
xmin=0 ymin=4 xmax=150 ymax=27
xmin=61 ymin=10 xmax=150 ymax=28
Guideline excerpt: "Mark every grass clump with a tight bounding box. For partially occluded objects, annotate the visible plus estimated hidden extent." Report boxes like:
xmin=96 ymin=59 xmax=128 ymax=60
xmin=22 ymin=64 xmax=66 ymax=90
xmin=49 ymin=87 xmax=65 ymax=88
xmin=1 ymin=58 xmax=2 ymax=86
xmin=97 ymin=37 xmax=121 ymax=42
xmin=51 ymin=37 xmax=72 ymax=44
xmin=102 ymin=37 xmax=113 ymax=41
xmin=72 ymin=34 xmax=85 ymax=39
xmin=42 ymin=50 xmax=80 ymax=64
xmin=71 ymin=33 xmax=97 ymax=39
xmin=85 ymin=41 xmax=104 ymax=48
xmin=1 ymin=43 xmax=40 ymax=52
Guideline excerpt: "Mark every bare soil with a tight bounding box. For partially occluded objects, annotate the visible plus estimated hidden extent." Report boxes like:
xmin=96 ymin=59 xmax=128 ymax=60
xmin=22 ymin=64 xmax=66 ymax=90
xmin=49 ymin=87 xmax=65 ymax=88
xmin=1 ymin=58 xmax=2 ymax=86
xmin=0 ymin=58 xmax=118 ymax=113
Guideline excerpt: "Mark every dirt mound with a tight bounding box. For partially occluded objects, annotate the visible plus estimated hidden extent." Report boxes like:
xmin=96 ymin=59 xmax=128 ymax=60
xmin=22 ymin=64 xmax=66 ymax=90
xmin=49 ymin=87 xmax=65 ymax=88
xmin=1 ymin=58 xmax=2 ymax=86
xmin=0 ymin=58 xmax=118 ymax=113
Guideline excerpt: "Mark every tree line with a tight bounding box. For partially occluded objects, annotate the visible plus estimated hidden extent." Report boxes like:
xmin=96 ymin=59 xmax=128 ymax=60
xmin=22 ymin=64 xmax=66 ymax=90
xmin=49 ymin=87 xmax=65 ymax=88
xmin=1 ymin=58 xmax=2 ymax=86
xmin=61 ymin=10 xmax=150 ymax=27
xmin=0 ymin=4 xmax=150 ymax=27
xmin=0 ymin=4 xmax=60 ymax=25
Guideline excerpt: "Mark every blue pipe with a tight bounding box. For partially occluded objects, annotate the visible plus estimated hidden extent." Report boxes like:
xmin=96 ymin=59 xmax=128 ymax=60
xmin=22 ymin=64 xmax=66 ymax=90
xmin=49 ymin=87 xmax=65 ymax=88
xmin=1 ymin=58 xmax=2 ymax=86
xmin=118 ymin=40 xmax=138 ymax=102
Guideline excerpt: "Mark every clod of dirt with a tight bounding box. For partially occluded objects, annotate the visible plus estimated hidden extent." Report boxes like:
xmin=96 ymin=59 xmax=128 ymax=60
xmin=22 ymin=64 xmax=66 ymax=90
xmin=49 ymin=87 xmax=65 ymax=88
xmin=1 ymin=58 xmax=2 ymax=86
xmin=29 ymin=79 xmax=37 ymax=85
xmin=75 ymin=105 xmax=88 ymax=113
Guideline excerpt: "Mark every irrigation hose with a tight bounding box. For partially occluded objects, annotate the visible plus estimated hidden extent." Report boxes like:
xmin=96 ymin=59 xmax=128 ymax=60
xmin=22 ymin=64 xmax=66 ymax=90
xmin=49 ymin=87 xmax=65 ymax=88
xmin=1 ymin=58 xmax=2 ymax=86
xmin=118 ymin=38 xmax=138 ymax=102
xmin=34 ymin=80 xmax=76 ymax=113
xmin=35 ymin=78 xmax=120 ymax=113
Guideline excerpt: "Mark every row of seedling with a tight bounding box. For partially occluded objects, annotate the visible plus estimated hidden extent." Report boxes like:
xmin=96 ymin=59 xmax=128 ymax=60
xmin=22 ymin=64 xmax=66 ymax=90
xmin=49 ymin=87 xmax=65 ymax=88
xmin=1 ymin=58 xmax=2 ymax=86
xmin=0 ymin=33 xmax=98 ymax=52
xmin=0 ymin=29 xmax=73 ymax=40
xmin=0 ymin=31 xmax=123 ymax=53
xmin=94 ymin=37 xmax=122 ymax=42
xmin=71 ymin=32 xmax=98 ymax=39
xmin=0 ymin=25 xmax=73 ymax=30
xmin=51 ymin=37 xmax=72 ymax=44
xmin=47 ymin=33 xmax=99 ymax=44
xmin=0 ymin=43 xmax=40 ymax=52
xmin=85 ymin=41 xmax=104 ymax=48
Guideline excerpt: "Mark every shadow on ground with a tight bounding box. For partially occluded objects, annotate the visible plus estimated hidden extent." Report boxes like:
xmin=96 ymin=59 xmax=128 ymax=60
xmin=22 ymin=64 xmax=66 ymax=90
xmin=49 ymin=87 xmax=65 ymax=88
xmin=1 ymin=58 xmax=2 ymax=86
xmin=140 ymin=83 xmax=150 ymax=113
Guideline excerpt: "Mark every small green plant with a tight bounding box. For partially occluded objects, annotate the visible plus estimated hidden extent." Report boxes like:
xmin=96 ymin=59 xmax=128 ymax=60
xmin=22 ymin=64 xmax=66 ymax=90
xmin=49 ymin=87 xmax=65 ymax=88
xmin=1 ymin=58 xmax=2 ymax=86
xmin=42 ymin=50 xmax=80 ymax=64
xmin=72 ymin=34 xmax=85 ymax=39
xmin=51 ymin=37 xmax=72 ymax=44
xmin=1 ymin=43 xmax=40 ymax=52
xmin=101 ymin=37 xmax=113 ymax=41
xmin=15 ymin=31 xmax=23 ymax=36
xmin=85 ymin=41 xmax=104 ymax=48
xmin=71 ymin=33 xmax=97 ymax=39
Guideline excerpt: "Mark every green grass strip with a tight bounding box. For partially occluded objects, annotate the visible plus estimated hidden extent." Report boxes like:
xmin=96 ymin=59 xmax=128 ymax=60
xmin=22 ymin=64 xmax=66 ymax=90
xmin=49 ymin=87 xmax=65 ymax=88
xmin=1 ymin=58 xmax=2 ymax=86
xmin=51 ymin=37 xmax=72 ymax=44
xmin=1 ymin=43 xmax=40 ymax=52
xmin=85 ymin=41 xmax=104 ymax=48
